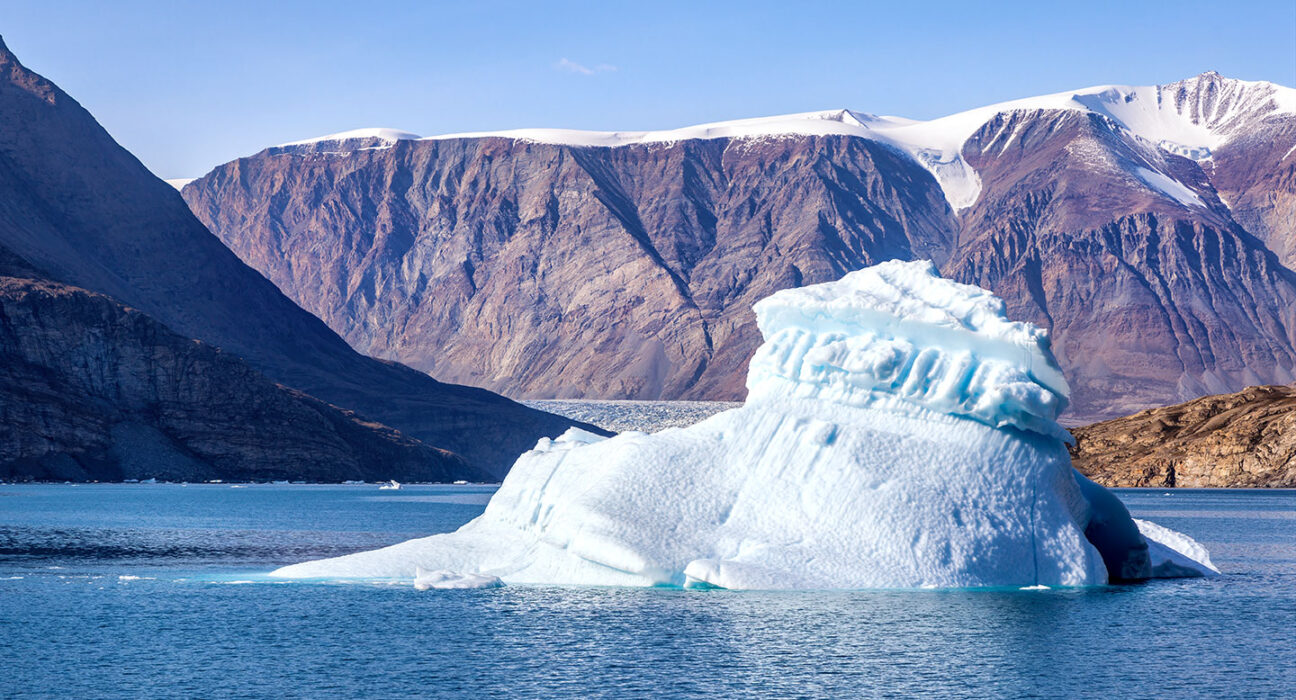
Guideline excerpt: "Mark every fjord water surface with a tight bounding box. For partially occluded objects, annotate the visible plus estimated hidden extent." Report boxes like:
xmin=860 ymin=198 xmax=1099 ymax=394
xmin=1 ymin=484 xmax=1292 ymax=698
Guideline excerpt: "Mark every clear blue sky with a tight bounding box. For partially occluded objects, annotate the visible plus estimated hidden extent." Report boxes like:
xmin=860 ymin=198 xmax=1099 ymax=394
xmin=4 ymin=0 xmax=1294 ymax=178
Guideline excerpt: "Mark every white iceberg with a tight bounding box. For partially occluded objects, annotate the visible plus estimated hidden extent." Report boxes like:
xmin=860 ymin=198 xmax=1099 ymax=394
xmin=273 ymin=260 xmax=1217 ymax=589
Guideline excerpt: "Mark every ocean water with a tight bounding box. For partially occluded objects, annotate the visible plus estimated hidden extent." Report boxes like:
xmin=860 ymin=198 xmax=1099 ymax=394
xmin=1 ymin=484 xmax=1293 ymax=699
xmin=521 ymin=399 xmax=741 ymax=433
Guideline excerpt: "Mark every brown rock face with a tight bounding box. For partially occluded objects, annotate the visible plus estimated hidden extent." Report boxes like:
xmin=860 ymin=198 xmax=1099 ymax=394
xmin=0 ymin=276 xmax=472 ymax=482
xmin=183 ymin=74 xmax=1296 ymax=423
xmin=184 ymin=136 xmax=955 ymax=402
xmin=0 ymin=36 xmax=588 ymax=480
xmin=1069 ymin=385 xmax=1296 ymax=488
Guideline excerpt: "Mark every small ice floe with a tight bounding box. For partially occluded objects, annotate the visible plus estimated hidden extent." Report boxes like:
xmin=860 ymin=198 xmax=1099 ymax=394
xmin=379 ymin=480 xmax=402 ymax=490
xmin=117 ymin=575 xmax=154 ymax=581
xmin=1135 ymin=519 xmax=1221 ymax=577
xmin=452 ymin=480 xmax=469 ymax=485
xmin=140 ymin=478 xmax=157 ymax=484
xmin=1019 ymin=584 xmax=1051 ymax=591
xmin=413 ymin=567 xmax=502 ymax=590
xmin=342 ymin=480 xmax=364 ymax=485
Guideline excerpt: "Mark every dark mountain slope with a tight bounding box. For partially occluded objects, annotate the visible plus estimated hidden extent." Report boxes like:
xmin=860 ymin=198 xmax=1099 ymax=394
xmin=0 ymin=37 xmax=584 ymax=478
xmin=0 ymin=272 xmax=472 ymax=482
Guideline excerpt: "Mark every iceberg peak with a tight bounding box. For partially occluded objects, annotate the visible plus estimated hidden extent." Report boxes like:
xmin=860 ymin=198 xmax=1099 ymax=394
xmin=749 ymin=260 xmax=1071 ymax=441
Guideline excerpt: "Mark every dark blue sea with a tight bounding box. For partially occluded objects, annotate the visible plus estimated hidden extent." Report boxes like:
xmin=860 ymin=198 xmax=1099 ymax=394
xmin=1 ymin=484 xmax=1293 ymax=698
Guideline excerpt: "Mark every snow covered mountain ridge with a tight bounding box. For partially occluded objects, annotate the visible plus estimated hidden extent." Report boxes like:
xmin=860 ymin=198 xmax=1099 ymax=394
xmin=279 ymin=72 xmax=1294 ymax=210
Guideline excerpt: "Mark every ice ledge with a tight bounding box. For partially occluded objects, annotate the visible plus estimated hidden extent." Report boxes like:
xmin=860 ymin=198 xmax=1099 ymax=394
xmin=748 ymin=260 xmax=1071 ymax=440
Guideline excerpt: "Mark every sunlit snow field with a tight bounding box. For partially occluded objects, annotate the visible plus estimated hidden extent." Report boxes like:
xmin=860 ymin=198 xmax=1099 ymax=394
xmin=1 ymin=483 xmax=1293 ymax=698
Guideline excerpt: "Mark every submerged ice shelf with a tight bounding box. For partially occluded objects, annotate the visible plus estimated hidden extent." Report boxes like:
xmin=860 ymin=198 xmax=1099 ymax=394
xmin=273 ymin=261 xmax=1217 ymax=589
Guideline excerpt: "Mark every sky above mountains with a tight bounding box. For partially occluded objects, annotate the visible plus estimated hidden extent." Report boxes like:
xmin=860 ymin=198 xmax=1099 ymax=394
xmin=5 ymin=0 xmax=1294 ymax=179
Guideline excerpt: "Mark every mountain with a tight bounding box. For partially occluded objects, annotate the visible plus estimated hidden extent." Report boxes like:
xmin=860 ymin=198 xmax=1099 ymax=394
xmin=0 ymin=36 xmax=585 ymax=480
xmin=182 ymin=73 xmax=1296 ymax=421
xmin=1070 ymin=384 xmax=1296 ymax=487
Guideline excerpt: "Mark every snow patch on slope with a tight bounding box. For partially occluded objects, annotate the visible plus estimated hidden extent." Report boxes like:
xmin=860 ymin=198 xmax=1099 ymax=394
xmin=1133 ymin=167 xmax=1205 ymax=207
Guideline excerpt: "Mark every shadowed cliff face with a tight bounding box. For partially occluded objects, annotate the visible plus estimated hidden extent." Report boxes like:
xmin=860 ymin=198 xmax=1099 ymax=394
xmin=184 ymin=75 xmax=1296 ymax=423
xmin=0 ymin=276 xmax=476 ymax=482
xmin=0 ymin=37 xmax=588 ymax=480
xmin=1070 ymin=385 xmax=1296 ymax=488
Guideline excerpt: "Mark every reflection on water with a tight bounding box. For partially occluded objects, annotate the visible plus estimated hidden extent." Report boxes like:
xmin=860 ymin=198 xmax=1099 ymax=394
xmin=1 ymin=484 xmax=1293 ymax=698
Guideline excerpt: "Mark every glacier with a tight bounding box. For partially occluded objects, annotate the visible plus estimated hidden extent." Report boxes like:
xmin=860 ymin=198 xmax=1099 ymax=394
xmin=272 ymin=260 xmax=1217 ymax=589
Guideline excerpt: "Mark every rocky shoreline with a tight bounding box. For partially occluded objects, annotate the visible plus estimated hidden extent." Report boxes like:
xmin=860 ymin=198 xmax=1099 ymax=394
xmin=1070 ymin=385 xmax=1296 ymax=488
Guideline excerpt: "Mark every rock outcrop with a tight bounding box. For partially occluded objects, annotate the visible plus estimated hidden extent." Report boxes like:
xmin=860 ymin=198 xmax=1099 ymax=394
xmin=0 ymin=36 xmax=587 ymax=480
xmin=183 ymin=74 xmax=1296 ymax=422
xmin=1070 ymin=385 xmax=1296 ymax=487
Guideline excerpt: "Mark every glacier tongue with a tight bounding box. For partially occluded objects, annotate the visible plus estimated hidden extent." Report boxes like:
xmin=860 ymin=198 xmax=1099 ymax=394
xmin=272 ymin=260 xmax=1216 ymax=589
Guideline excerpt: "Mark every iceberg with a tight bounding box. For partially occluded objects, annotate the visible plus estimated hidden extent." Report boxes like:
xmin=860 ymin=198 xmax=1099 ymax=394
xmin=273 ymin=261 xmax=1217 ymax=589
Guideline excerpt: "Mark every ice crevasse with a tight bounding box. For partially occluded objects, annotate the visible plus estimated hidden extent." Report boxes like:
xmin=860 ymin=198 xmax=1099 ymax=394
xmin=273 ymin=260 xmax=1217 ymax=589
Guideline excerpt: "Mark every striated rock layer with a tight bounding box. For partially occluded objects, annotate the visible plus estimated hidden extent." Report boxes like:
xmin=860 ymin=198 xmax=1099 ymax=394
xmin=184 ymin=73 xmax=1296 ymax=422
xmin=0 ymin=36 xmax=588 ymax=480
xmin=1071 ymin=385 xmax=1296 ymax=488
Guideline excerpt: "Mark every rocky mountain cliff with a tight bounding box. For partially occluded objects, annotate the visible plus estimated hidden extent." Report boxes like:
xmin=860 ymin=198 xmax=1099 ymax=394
xmin=183 ymin=73 xmax=1296 ymax=422
xmin=1071 ymin=384 xmax=1296 ymax=487
xmin=0 ymin=37 xmax=586 ymax=480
